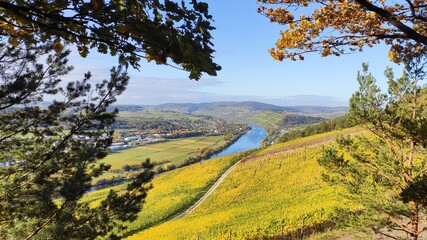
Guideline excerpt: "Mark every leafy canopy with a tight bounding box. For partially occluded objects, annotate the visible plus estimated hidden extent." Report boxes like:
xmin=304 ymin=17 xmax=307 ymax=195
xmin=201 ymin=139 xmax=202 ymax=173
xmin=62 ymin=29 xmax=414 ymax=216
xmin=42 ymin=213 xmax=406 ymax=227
xmin=257 ymin=0 xmax=427 ymax=63
xmin=0 ymin=0 xmax=220 ymax=79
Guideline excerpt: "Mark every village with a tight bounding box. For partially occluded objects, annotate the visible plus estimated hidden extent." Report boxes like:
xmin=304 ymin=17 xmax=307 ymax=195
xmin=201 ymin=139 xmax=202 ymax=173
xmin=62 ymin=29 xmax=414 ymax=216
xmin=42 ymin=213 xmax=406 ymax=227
xmin=107 ymin=128 xmax=222 ymax=152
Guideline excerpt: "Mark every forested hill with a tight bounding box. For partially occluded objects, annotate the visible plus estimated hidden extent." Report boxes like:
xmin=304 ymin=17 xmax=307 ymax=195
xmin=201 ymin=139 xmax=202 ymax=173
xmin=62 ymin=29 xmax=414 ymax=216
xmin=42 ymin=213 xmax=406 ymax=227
xmin=146 ymin=102 xmax=291 ymax=113
xmin=112 ymin=102 xmax=348 ymax=118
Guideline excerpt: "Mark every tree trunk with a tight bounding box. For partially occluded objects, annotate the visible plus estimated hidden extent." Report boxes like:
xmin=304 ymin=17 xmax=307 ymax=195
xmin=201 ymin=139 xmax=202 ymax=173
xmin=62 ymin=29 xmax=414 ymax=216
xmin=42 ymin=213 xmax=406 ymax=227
xmin=409 ymin=201 xmax=419 ymax=240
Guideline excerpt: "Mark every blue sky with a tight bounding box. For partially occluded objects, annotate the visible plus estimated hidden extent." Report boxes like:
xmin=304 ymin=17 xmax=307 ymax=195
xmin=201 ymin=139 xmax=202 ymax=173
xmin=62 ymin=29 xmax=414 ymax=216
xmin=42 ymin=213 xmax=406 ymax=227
xmin=66 ymin=0 xmax=402 ymax=107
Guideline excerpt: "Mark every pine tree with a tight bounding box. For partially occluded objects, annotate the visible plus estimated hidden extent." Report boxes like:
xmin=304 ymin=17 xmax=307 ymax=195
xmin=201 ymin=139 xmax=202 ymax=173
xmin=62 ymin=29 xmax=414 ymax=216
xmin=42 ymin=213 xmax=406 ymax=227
xmin=0 ymin=42 xmax=154 ymax=239
xmin=319 ymin=57 xmax=427 ymax=239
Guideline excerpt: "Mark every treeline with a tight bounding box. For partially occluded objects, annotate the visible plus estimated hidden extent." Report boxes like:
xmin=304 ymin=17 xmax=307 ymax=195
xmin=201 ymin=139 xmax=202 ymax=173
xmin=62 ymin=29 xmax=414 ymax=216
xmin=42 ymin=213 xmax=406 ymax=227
xmin=281 ymin=114 xmax=325 ymax=128
xmin=278 ymin=114 xmax=356 ymax=143
xmin=112 ymin=119 xmax=188 ymax=132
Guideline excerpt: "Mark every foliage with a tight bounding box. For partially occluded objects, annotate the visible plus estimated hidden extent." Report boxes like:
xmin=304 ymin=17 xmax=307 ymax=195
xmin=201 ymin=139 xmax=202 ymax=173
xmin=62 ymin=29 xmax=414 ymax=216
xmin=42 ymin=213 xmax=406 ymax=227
xmin=319 ymin=62 xmax=427 ymax=239
xmin=279 ymin=114 xmax=356 ymax=143
xmin=129 ymin=129 xmax=361 ymax=240
xmin=0 ymin=43 xmax=155 ymax=239
xmin=281 ymin=114 xmax=324 ymax=128
xmin=0 ymin=0 xmax=220 ymax=79
xmin=257 ymin=0 xmax=427 ymax=63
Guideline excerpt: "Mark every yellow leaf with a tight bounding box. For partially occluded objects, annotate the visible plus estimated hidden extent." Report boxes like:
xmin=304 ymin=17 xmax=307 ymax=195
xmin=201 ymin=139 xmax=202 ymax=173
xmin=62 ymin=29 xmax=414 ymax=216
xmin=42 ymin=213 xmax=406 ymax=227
xmin=52 ymin=40 xmax=64 ymax=53
xmin=8 ymin=37 xmax=19 ymax=47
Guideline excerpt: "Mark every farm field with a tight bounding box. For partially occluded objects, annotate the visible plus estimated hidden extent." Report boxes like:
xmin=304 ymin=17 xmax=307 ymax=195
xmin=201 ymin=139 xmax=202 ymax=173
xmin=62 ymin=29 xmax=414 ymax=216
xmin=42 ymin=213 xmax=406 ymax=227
xmin=83 ymin=152 xmax=250 ymax=237
xmin=100 ymin=135 xmax=227 ymax=172
xmin=128 ymin=128 xmax=362 ymax=240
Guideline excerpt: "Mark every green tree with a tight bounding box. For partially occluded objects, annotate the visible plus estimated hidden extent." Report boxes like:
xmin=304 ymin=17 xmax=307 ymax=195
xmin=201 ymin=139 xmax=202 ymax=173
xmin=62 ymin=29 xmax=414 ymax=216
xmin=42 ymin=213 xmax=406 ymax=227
xmin=319 ymin=60 xmax=427 ymax=239
xmin=0 ymin=0 xmax=220 ymax=79
xmin=0 ymin=0 xmax=221 ymax=238
xmin=0 ymin=42 xmax=155 ymax=239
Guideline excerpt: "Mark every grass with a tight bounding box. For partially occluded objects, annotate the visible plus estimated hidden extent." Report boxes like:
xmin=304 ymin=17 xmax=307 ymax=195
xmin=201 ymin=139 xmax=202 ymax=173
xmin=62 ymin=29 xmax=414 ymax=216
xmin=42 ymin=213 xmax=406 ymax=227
xmin=83 ymin=152 xmax=249 ymax=237
xmin=99 ymin=135 xmax=226 ymax=172
xmin=128 ymin=128 xmax=361 ymax=240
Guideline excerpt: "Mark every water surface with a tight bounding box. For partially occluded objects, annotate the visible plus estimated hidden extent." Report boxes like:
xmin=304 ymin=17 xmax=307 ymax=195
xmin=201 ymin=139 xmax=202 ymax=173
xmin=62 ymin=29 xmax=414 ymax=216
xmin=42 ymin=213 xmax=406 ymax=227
xmin=209 ymin=122 xmax=266 ymax=159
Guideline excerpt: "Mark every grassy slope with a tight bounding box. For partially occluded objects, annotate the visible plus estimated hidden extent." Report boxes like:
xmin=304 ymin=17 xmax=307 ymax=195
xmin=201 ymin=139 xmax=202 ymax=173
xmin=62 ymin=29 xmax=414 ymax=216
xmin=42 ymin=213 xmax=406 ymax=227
xmin=128 ymin=129 xmax=361 ymax=240
xmin=83 ymin=153 xmax=248 ymax=237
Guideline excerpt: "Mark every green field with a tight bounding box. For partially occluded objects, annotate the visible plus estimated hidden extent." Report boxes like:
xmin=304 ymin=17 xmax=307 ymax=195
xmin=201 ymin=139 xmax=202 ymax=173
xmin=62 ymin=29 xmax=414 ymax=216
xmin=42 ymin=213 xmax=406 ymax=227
xmin=100 ymin=135 xmax=226 ymax=172
xmin=127 ymin=129 xmax=361 ymax=240
xmin=83 ymin=152 xmax=249 ymax=237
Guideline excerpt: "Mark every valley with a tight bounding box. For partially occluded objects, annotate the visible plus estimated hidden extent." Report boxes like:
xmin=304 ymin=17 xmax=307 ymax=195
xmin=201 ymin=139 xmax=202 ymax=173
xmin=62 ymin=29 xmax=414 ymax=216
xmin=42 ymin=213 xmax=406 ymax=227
xmin=126 ymin=127 xmax=363 ymax=239
xmin=84 ymin=102 xmax=368 ymax=239
xmin=3 ymin=1 xmax=426 ymax=239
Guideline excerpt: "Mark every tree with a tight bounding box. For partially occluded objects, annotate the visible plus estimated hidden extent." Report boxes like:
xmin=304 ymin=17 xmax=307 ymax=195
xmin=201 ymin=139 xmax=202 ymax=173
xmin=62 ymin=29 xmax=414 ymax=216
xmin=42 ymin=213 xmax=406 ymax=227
xmin=0 ymin=0 xmax=220 ymax=79
xmin=0 ymin=42 xmax=155 ymax=239
xmin=0 ymin=0 xmax=221 ymax=238
xmin=319 ymin=60 xmax=427 ymax=239
xmin=257 ymin=0 xmax=427 ymax=63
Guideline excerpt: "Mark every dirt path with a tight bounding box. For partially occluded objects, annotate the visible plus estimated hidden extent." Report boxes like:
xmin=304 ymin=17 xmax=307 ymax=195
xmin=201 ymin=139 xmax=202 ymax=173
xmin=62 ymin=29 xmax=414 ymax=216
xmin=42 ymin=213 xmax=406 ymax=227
xmin=171 ymin=128 xmax=364 ymax=221
xmin=171 ymin=160 xmax=239 ymax=220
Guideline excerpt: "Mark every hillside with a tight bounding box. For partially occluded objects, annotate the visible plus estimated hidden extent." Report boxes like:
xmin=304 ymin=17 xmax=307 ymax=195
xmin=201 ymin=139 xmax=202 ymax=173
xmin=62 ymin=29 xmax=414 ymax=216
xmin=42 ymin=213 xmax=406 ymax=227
xmin=126 ymin=128 xmax=363 ymax=240
xmin=111 ymin=102 xmax=348 ymax=121
xmin=142 ymin=101 xmax=348 ymax=118
xmin=83 ymin=152 xmax=252 ymax=238
xmin=110 ymin=102 xmax=346 ymax=145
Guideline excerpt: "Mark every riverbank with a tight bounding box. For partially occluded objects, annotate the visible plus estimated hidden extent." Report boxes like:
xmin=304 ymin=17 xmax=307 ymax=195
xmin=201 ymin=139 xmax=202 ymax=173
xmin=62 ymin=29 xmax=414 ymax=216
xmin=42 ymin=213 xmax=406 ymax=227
xmin=92 ymin=123 xmax=266 ymax=191
xmin=209 ymin=122 xmax=266 ymax=159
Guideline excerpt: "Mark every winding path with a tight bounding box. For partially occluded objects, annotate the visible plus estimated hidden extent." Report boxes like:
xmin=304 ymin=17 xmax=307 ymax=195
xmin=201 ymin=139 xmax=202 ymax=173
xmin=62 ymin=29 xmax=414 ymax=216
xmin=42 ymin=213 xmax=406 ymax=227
xmin=170 ymin=128 xmax=364 ymax=221
xmin=171 ymin=159 xmax=240 ymax=220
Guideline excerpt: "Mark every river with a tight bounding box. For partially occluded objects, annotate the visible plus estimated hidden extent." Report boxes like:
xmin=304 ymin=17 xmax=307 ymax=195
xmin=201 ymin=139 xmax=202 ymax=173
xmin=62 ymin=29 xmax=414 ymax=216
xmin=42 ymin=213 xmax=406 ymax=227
xmin=90 ymin=123 xmax=266 ymax=192
xmin=209 ymin=122 xmax=267 ymax=159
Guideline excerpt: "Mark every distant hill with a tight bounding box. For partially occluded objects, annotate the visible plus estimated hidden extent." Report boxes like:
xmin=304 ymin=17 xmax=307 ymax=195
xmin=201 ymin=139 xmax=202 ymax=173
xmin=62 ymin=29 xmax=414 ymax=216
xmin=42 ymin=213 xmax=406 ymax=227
xmin=144 ymin=101 xmax=293 ymax=113
xmin=138 ymin=101 xmax=348 ymax=116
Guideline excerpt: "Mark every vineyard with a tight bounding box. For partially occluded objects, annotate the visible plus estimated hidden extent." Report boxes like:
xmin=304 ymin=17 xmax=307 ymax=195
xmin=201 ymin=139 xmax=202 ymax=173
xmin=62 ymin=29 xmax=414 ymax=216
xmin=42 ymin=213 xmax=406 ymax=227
xmin=127 ymin=129 xmax=362 ymax=239
xmin=83 ymin=152 xmax=249 ymax=237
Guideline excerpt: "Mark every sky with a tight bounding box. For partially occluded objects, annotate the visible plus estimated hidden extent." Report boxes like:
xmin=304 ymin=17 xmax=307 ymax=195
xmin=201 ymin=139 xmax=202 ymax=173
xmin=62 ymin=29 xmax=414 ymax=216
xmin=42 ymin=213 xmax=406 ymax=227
xmin=66 ymin=0 xmax=403 ymax=107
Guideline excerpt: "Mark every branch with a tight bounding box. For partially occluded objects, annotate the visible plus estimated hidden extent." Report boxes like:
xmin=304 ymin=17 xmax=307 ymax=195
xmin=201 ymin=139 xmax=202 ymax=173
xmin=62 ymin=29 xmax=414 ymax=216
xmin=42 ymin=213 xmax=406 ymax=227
xmin=376 ymin=230 xmax=400 ymax=240
xmin=354 ymin=0 xmax=427 ymax=45
xmin=384 ymin=214 xmax=414 ymax=234
xmin=25 ymin=200 xmax=69 ymax=240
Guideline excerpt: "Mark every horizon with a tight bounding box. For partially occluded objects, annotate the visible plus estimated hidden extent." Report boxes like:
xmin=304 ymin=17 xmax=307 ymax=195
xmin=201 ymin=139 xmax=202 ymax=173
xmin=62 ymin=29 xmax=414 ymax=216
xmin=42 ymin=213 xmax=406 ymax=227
xmin=110 ymin=100 xmax=350 ymax=108
xmin=64 ymin=0 xmax=402 ymax=107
